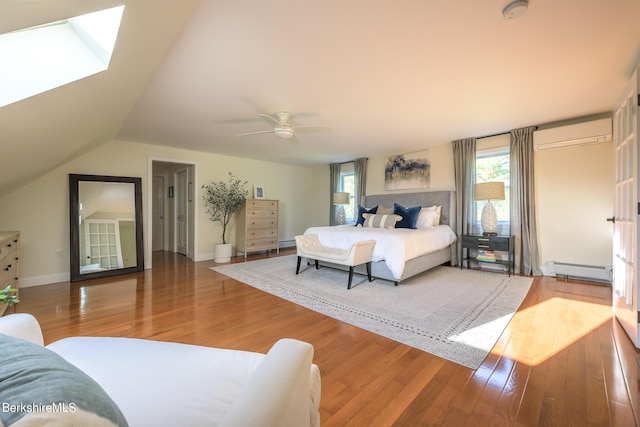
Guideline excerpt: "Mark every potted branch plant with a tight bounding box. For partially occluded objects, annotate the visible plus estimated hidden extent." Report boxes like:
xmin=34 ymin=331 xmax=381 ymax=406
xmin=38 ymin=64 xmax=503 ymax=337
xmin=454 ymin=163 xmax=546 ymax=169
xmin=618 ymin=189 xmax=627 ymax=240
xmin=202 ymin=172 xmax=249 ymax=263
xmin=0 ymin=285 xmax=19 ymax=313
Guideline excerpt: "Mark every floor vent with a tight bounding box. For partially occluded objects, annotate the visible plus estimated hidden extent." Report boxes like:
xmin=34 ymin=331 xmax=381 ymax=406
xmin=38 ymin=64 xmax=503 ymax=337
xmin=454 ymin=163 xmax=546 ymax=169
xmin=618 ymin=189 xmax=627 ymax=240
xmin=553 ymin=261 xmax=612 ymax=284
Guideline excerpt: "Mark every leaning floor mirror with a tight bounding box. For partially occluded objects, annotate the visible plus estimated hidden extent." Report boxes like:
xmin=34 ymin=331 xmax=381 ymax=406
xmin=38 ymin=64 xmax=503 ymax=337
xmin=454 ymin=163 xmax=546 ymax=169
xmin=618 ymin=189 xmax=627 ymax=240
xmin=69 ymin=174 xmax=144 ymax=282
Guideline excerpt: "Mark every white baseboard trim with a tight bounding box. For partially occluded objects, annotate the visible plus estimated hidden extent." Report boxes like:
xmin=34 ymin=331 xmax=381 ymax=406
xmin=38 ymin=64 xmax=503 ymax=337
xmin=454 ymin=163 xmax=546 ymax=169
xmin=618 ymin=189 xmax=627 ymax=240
xmin=279 ymin=239 xmax=295 ymax=249
xmin=196 ymin=252 xmax=214 ymax=262
xmin=20 ymin=273 xmax=70 ymax=288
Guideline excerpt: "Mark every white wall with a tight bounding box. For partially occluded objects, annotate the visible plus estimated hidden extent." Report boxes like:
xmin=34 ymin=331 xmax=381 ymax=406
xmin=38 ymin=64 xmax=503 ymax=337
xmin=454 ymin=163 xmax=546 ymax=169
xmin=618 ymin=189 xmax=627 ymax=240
xmin=535 ymin=142 xmax=614 ymax=274
xmin=0 ymin=139 xmax=316 ymax=286
xmin=367 ymin=143 xmax=455 ymax=195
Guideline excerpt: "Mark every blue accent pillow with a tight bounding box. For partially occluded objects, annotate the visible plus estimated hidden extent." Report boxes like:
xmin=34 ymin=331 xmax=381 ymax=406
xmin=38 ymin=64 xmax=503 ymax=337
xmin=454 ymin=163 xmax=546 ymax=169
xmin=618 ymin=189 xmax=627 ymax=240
xmin=355 ymin=205 xmax=378 ymax=226
xmin=0 ymin=333 xmax=128 ymax=426
xmin=393 ymin=203 xmax=421 ymax=229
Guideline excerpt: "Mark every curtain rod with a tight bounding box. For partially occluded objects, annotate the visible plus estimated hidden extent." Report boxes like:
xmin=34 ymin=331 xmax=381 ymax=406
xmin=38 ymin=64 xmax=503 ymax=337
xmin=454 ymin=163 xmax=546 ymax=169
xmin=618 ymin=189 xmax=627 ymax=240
xmin=477 ymin=126 xmax=538 ymax=140
xmin=334 ymin=157 xmax=368 ymax=165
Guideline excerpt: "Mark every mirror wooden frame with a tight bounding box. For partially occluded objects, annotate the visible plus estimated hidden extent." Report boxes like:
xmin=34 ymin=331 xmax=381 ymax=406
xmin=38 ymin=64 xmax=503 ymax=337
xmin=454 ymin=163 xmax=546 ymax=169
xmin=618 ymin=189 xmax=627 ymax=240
xmin=69 ymin=174 xmax=144 ymax=282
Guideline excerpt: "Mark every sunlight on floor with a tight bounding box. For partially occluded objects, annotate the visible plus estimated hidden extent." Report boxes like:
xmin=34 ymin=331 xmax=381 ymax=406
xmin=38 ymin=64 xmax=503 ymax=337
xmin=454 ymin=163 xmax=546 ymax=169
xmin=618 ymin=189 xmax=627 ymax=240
xmin=449 ymin=314 xmax=514 ymax=351
xmin=493 ymin=296 xmax=613 ymax=366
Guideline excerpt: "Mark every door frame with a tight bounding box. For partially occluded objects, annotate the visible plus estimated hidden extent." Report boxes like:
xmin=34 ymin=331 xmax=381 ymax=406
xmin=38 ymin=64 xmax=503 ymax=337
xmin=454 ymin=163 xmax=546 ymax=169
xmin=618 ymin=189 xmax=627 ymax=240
xmin=174 ymin=168 xmax=189 ymax=256
xmin=152 ymin=175 xmax=165 ymax=251
xmin=147 ymin=158 xmax=198 ymax=269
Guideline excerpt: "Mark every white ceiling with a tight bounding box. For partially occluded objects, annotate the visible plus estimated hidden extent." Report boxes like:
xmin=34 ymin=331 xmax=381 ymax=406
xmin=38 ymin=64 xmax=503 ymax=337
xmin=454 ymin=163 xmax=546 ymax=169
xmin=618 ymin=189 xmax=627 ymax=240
xmin=1 ymin=0 xmax=640 ymax=196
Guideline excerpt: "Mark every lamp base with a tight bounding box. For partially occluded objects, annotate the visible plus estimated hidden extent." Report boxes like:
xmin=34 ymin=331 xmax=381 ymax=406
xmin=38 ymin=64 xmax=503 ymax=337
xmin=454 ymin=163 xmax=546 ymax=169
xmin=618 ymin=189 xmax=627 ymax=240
xmin=337 ymin=205 xmax=346 ymax=225
xmin=480 ymin=200 xmax=498 ymax=235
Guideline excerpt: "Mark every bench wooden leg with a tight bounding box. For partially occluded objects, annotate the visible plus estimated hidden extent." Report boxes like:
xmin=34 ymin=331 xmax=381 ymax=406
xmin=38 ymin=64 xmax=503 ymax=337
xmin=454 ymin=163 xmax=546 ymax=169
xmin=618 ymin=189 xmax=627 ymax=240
xmin=315 ymin=260 xmax=319 ymax=269
xmin=348 ymin=266 xmax=354 ymax=289
xmin=366 ymin=262 xmax=372 ymax=282
xmin=296 ymin=256 xmax=302 ymax=274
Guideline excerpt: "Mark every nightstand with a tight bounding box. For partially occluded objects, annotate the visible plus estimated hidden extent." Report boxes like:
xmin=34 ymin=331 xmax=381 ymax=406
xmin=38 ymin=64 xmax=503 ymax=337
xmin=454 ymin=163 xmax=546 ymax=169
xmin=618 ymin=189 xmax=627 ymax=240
xmin=460 ymin=234 xmax=515 ymax=276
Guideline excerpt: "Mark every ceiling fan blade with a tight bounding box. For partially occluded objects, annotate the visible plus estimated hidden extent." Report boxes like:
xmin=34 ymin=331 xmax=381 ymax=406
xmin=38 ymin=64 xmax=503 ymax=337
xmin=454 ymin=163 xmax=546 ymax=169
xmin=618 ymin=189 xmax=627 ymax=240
xmin=237 ymin=129 xmax=276 ymax=137
xmin=288 ymin=134 xmax=300 ymax=144
xmin=259 ymin=114 xmax=279 ymax=126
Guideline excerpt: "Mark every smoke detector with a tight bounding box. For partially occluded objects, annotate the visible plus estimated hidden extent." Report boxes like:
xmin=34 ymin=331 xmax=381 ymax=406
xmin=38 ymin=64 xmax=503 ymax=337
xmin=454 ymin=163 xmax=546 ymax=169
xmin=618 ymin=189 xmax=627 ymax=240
xmin=502 ymin=0 xmax=528 ymax=20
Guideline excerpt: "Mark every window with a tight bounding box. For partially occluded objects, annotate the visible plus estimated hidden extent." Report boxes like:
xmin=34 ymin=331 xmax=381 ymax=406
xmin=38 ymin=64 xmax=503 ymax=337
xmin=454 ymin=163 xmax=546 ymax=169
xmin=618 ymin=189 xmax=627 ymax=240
xmin=0 ymin=5 xmax=124 ymax=108
xmin=476 ymin=147 xmax=510 ymax=234
xmin=340 ymin=167 xmax=355 ymax=223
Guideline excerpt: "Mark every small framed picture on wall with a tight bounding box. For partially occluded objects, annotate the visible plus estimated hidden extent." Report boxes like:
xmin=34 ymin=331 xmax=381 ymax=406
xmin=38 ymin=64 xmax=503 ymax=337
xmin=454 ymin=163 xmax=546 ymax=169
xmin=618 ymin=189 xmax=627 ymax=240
xmin=254 ymin=185 xmax=265 ymax=199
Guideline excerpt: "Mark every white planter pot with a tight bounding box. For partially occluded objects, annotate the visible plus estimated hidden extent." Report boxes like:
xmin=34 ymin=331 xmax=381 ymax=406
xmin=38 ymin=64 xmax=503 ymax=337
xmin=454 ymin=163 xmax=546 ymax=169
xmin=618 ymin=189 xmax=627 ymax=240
xmin=214 ymin=243 xmax=232 ymax=263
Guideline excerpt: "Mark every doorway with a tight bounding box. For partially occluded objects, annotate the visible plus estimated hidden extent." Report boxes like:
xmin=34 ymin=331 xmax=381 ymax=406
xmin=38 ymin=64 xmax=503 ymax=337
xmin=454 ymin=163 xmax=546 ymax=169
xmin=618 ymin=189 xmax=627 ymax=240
xmin=150 ymin=160 xmax=197 ymax=265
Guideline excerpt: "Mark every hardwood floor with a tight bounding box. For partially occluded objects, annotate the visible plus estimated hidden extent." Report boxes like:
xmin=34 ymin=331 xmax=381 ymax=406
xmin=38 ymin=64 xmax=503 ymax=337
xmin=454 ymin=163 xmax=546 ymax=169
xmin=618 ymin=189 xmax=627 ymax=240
xmin=14 ymin=250 xmax=640 ymax=426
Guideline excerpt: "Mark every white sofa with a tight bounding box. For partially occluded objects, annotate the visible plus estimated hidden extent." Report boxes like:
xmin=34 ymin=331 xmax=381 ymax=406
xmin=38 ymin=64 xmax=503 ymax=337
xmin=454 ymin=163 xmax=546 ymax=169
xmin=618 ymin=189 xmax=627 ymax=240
xmin=0 ymin=313 xmax=321 ymax=427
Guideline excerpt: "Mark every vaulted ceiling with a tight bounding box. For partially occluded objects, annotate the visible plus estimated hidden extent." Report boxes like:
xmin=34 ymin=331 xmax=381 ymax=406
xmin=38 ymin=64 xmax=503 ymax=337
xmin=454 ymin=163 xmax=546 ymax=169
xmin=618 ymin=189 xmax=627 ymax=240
xmin=1 ymin=0 xmax=639 ymax=197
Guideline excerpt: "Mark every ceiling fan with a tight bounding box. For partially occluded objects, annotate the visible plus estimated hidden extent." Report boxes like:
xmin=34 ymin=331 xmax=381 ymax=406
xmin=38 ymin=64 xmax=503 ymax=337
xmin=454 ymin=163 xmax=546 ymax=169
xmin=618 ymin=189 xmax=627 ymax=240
xmin=237 ymin=112 xmax=330 ymax=143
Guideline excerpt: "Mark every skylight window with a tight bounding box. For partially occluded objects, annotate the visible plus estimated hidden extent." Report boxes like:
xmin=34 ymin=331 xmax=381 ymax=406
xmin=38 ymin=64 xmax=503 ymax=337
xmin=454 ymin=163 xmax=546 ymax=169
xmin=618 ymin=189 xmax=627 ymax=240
xmin=0 ymin=5 xmax=124 ymax=108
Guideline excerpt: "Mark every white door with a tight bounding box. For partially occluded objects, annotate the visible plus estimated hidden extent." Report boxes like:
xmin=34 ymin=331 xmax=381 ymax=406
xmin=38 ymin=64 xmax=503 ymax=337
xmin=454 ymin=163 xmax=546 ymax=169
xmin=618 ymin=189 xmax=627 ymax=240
xmin=612 ymin=64 xmax=639 ymax=346
xmin=152 ymin=175 xmax=165 ymax=251
xmin=176 ymin=169 xmax=188 ymax=256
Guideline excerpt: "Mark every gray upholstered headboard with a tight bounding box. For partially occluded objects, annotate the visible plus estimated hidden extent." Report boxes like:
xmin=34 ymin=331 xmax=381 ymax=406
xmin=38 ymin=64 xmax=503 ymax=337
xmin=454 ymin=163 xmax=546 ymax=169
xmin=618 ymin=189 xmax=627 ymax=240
xmin=363 ymin=191 xmax=456 ymax=229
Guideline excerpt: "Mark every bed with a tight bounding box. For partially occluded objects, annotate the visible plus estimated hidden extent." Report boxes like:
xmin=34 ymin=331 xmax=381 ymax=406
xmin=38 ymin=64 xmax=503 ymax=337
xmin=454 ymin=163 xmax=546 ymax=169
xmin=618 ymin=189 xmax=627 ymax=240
xmin=304 ymin=190 xmax=457 ymax=285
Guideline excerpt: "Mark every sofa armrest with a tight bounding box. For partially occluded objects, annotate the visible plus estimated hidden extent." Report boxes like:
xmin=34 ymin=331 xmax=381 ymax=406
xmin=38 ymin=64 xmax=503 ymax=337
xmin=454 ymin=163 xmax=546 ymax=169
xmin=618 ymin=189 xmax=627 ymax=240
xmin=0 ymin=313 xmax=44 ymax=346
xmin=218 ymin=338 xmax=316 ymax=427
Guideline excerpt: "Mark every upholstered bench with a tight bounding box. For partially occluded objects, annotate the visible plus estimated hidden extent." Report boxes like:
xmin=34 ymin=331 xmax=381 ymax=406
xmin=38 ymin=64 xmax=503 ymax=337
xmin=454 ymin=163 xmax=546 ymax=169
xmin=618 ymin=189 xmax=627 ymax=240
xmin=295 ymin=234 xmax=376 ymax=289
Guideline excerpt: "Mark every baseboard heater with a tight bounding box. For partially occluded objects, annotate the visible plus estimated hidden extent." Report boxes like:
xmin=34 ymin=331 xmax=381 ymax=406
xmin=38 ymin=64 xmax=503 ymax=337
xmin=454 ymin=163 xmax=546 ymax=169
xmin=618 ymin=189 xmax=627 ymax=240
xmin=279 ymin=239 xmax=295 ymax=249
xmin=553 ymin=261 xmax=612 ymax=284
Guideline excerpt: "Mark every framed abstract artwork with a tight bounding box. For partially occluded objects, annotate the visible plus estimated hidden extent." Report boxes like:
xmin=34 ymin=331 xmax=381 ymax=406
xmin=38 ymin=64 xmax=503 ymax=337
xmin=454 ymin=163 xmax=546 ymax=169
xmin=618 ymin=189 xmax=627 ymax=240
xmin=384 ymin=150 xmax=431 ymax=191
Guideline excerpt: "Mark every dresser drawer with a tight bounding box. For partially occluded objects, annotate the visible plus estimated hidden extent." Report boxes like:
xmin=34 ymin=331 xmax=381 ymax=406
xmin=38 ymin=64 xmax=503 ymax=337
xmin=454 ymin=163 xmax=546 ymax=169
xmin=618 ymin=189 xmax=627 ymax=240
xmin=246 ymin=200 xmax=278 ymax=209
xmin=0 ymin=251 xmax=18 ymax=285
xmin=247 ymin=209 xmax=278 ymax=220
xmin=247 ymin=218 xmax=277 ymax=229
xmin=246 ymin=237 xmax=278 ymax=251
xmin=0 ymin=235 xmax=18 ymax=261
xmin=246 ymin=228 xmax=277 ymax=239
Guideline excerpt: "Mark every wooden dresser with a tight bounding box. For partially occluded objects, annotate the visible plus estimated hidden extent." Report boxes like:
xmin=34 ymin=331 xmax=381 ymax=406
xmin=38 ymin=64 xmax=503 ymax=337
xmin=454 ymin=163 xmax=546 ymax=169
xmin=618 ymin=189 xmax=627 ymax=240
xmin=236 ymin=200 xmax=279 ymax=259
xmin=0 ymin=231 xmax=20 ymax=316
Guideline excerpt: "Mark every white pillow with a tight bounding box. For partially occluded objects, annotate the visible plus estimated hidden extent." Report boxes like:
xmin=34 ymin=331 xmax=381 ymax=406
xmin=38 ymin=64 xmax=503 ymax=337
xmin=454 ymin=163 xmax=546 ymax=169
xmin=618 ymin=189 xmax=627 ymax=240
xmin=362 ymin=213 xmax=402 ymax=229
xmin=416 ymin=205 xmax=442 ymax=228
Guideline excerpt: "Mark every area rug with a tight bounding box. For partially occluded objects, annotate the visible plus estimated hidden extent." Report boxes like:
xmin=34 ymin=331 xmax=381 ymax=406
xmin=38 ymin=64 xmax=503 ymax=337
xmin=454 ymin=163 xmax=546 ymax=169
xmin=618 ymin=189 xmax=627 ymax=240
xmin=212 ymin=256 xmax=533 ymax=369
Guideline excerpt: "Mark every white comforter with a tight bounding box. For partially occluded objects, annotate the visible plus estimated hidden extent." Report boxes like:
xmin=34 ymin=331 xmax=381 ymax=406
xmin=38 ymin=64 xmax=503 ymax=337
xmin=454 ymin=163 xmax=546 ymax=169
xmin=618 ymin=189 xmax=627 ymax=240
xmin=304 ymin=224 xmax=457 ymax=279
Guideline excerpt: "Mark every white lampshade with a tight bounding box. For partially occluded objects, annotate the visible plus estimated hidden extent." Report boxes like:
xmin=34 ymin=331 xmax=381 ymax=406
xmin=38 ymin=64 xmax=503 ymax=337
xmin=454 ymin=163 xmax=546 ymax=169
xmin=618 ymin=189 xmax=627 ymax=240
xmin=473 ymin=182 xmax=505 ymax=201
xmin=333 ymin=192 xmax=350 ymax=205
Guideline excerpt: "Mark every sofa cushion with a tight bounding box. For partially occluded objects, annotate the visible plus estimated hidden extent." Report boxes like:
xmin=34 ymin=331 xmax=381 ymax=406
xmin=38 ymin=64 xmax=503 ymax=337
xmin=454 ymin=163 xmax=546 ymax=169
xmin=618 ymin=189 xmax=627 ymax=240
xmin=0 ymin=333 xmax=128 ymax=427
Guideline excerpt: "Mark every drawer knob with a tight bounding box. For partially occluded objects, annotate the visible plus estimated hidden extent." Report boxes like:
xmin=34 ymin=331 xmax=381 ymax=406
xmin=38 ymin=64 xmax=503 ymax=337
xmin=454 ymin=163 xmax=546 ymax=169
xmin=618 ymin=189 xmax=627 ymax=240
xmin=4 ymin=264 xmax=11 ymax=271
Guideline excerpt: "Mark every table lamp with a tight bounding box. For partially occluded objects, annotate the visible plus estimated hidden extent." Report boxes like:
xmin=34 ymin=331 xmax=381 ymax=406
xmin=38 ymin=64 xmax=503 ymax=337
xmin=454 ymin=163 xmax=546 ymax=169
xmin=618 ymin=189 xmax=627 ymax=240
xmin=333 ymin=192 xmax=350 ymax=225
xmin=473 ymin=182 xmax=505 ymax=236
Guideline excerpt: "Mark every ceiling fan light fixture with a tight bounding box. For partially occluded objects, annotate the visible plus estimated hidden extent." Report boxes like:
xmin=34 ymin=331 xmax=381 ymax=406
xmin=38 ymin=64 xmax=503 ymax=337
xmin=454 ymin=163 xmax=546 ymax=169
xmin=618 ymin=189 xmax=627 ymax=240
xmin=274 ymin=127 xmax=294 ymax=139
xmin=502 ymin=0 xmax=528 ymax=20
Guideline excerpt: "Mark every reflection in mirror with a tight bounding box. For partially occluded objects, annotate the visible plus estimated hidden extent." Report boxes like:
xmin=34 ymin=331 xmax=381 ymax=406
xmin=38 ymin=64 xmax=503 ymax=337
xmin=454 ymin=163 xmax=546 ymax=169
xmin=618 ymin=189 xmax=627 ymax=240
xmin=70 ymin=174 xmax=144 ymax=282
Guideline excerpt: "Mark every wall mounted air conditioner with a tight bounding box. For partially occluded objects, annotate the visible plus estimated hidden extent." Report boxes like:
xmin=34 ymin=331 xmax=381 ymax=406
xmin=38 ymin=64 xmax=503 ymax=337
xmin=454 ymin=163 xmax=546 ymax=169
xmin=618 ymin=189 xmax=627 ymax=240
xmin=533 ymin=118 xmax=612 ymax=151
